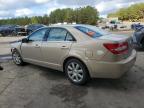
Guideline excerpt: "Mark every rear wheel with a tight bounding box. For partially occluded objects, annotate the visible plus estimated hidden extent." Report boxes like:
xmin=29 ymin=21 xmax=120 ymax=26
xmin=12 ymin=51 xmax=24 ymax=65
xmin=65 ymin=59 xmax=89 ymax=85
xmin=141 ymin=39 xmax=144 ymax=48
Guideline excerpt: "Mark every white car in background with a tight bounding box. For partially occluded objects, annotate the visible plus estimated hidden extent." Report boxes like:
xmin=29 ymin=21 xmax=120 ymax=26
xmin=106 ymin=21 xmax=128 ymax=30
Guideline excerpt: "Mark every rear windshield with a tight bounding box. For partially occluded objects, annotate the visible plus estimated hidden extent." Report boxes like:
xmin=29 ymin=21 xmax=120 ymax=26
xmin=75 ymin=25 xmax=109 ymax=38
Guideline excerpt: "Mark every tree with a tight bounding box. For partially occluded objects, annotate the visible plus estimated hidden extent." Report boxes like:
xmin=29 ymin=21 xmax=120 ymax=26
xmin=107 ymin=3 xmax=144 ymax=21
xmin=0 ymin=6 xmax=99 ymax=25
xmin=31 ymin=17 xmax=38 ymax=24
xmin=49 ymin=6 xmax=99 ymax=25
xmin=77 ymin=6 xmax=99 ymax=25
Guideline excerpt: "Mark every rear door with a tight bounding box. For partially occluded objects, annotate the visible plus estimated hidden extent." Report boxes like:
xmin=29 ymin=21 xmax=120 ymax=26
xmin=41 ymin=27 xmax=74 ymax=69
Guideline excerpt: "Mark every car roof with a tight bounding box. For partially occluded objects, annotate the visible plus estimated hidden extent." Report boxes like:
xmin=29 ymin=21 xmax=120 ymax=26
xmin=48 ymin=24 xmax=92 ymax=28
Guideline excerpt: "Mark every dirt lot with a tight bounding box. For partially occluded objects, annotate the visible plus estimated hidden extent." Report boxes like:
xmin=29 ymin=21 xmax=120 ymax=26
xmin=0 ymin=31 xmax=144 ymax=108
xmin=0 ymin=36 xmax=25 ymax=43
xmin=0 ymin=36 xmax=25 ymax=55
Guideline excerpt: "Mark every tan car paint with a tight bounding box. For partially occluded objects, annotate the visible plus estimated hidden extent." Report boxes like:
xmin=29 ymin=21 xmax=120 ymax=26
xmin=11 ymin=25 xmax=136 ymax=78
xmin=41 ymin=41 xmax=72 ymax=70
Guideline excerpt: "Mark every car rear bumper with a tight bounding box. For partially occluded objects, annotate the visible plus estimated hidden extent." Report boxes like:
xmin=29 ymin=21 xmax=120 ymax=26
xmin=87 ymin=50 xmax=137 ymax=78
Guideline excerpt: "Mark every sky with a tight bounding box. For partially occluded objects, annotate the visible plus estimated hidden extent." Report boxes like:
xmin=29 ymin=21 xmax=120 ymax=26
xmin=0 ymin=0 xmax=144 ymax=19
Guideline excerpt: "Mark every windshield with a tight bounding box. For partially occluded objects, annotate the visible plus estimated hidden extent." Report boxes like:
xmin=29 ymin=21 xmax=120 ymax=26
xmin=75 ymin=25 xmax=109 ymax=38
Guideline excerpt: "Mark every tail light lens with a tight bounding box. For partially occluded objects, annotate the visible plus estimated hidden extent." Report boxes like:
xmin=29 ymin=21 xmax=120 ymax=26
xmin=103 ymin=42 xmax=128 ymax=54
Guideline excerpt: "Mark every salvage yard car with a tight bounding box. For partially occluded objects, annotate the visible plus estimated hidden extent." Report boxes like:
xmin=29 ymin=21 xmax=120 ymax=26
xmin=105 ymin=21 xmax=127 ymax=30
xmin=26 ymin=24 xmax=46 ymax=35
xmin=15 ymin=26 xmax=27 ymax=36
xmin=132 ymin=24 xmax=144 ymax=48
xmin=11 ymin=24 xmax=136 ymax=85
xmin=0 ymin=25 xmax=19 ymax=36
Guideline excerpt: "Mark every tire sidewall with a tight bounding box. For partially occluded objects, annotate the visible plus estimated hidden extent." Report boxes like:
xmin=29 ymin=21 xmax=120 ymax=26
xmin=142 ymin=39 xmax=144 ymax=48
xmin=12 ymin=51 xmax=24 ymax=65
xmin=65 ymin=59 xmax=89 ymax=85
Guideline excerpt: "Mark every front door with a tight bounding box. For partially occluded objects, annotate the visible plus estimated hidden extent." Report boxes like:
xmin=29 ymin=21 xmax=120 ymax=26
xmin=21 ymin=28 xmax=47 ymax=62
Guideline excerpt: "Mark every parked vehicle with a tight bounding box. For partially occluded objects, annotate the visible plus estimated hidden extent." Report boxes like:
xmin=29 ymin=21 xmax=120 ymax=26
xmin=106 ymin=21 xmax=127 ymax=30
xmin=26 ymin=24 xmax=46 ymax=35
xmin=132 ymin=24 xmax=144 ymax=48
xmin=11 ymin=24 xmax=136 ymax=85
xmin=131 ymin=23 xmax=142 ymax=30
xmin=0 ymin=25 xmax=19 ymax=36
xmin=15 ymin=26 xmax=27 ymax=36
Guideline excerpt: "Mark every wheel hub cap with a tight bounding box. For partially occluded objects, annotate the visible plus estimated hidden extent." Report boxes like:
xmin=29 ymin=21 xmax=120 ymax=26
xmin=13 ymin=52 xmax=21 ymax=64
xmin=67 ymin=62 xmax=84 ymax=82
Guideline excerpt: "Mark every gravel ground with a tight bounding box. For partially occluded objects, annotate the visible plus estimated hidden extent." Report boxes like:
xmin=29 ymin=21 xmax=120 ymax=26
xmin=0 ymin=36 xmax=24 ymax=55
xmin=0 ymin=36 xmax=25 ymax=43
xmin=0 ymin=31 xmax=144 ymax=108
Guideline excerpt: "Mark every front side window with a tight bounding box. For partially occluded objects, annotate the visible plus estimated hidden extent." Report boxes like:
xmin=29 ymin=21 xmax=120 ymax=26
xmin=28 ymin=28 xmax=47 ymax=41
xmin=47 ymin=28 xmax=73 ymax=41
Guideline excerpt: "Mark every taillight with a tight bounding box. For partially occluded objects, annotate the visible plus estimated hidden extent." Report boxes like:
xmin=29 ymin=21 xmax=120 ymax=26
xmin=103 ymin=42 xmax=128 ymax=54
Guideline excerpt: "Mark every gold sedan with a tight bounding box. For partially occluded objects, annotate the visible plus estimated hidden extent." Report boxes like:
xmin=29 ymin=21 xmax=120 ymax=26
xmin=11 ymin=24 xmax=136 ymax=85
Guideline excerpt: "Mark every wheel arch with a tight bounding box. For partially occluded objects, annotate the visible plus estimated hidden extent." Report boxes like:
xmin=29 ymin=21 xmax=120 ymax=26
xmin=11 ymin=47 xmax=18 ymax=53
xmin=63 ymin=56 xmax=91 ymax=77
xmin=11 ymin=48 xmax=22 ymax=58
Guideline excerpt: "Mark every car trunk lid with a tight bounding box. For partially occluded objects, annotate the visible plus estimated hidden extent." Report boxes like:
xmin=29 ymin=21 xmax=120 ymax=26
xmin=99 ymin=34 xmax=133 ymax=61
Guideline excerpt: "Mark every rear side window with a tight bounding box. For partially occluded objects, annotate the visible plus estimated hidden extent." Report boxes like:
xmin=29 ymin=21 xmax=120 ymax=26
xmin=47 ymin=28 xmax=67 ymax=41
xmin=75 ymin=25 xmax=109 ymax=38
xmin=47 ymin=28 xmax=74 ymax=41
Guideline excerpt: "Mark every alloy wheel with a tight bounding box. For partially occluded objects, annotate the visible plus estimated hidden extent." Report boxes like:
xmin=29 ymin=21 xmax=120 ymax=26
xmin=67 ymin=62 xmax=84 ymax=83
xmin=12 ymin=52 xmax=22 ymax=65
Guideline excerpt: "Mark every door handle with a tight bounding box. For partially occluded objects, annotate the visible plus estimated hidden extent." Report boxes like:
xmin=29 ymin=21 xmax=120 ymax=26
xmin=61 ymin=46 xmax=68 ymax=49
xmin=35 ymin=44 xmax=40 ymax=48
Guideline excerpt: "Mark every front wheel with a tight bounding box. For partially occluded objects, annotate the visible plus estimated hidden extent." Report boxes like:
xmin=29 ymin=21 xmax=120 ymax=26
xmin=65 ymin=59 xmax=89 ymax=85
xmin=12 ymin=51 xmax=24 ymax=65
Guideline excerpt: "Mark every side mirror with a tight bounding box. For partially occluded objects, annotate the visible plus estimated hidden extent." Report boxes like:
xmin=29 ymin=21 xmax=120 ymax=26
xmin=22 ymin=38 xmax=28 ymax=43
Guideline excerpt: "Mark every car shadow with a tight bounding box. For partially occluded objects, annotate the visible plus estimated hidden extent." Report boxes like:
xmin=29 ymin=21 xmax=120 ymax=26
xmin=21 ymin=63 xmax=140 ymax=91
xmin=87 ymin=78 xmax=129 ymax=90
xmin=29 ymin=64 xmax=66 ymax=81
xmin=86 ymin=70 xmax=141 ymax=91
xmin=135 ymin=47 xmax=144 ymax=52
xmin=38 ymin=66 xmax=129 ymax=89
xmin=40 ymin=67 xmax=137 ymax=91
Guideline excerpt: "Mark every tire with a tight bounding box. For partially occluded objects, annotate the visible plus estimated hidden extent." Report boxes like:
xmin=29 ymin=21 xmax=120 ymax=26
xmin=65 ymin=59 xmax=89 ymax=85
xmin=141 ymin=39 xmax=144 ymax=48
xmin=11 ymin=31 xmax=16 ymax=36
xmin=12 ymin=51 xmax=24 ymax=66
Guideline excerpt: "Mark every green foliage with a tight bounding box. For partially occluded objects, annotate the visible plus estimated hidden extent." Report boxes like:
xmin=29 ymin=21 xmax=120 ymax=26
xmin=0 ymin=6 xmax=99 ymax=25
xmin=31 ymin=17 xmax=38 ymax=24
xmin=107 ymin=3 xmax=144 ymax=21
xmin=77 ymin=6 xmax=99 ymax=25
xmin=0 ymin=16 xmax=49 ymax=25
